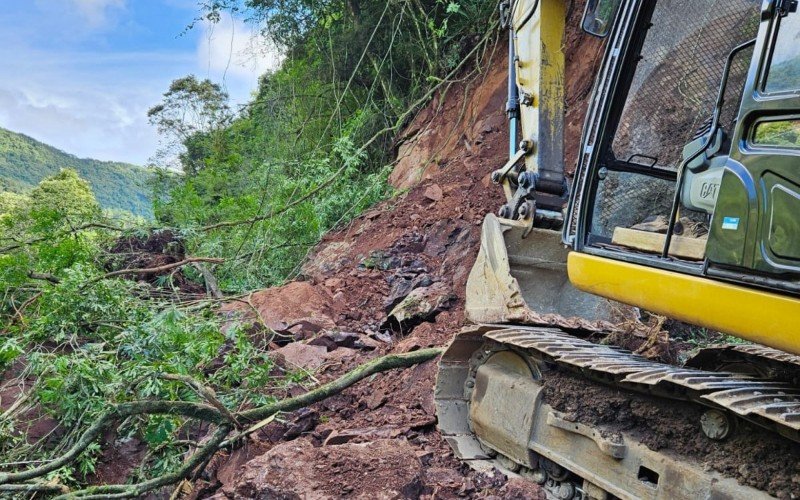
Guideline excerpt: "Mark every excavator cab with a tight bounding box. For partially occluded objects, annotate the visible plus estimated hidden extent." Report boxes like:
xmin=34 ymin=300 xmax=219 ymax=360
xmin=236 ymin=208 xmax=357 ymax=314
xmin=471 ymin=0 xmax=800 ymax=351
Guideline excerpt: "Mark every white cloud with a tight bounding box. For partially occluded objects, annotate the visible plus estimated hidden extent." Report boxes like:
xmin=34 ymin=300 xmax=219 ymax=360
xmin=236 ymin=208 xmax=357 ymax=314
xmin=0 ymin=4 xmax=281 ymax=165
xmin=197 ymin=13 xmax=283 ymax=105
xmin=68 ymin=0 xmax=126 ymax=28
xmin=0 ymin=44 xmax=196 ymax=164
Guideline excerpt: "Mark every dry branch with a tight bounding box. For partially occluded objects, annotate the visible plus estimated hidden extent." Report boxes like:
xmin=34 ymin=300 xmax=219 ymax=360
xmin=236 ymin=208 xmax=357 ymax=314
xmin=98 ymin=257 xmax=224 ymax=281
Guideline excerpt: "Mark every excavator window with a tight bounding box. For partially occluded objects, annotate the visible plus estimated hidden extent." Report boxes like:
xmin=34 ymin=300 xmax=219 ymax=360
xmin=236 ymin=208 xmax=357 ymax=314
xmin=753 ymin=119 xmax=800 ymax=149
xmin=587 ymin=0 xmax=762 ymax=261
xmin=610 ymin=0 xmax=759 ymax=170
xmin=764 ymin=8 xmax=800 ymax=94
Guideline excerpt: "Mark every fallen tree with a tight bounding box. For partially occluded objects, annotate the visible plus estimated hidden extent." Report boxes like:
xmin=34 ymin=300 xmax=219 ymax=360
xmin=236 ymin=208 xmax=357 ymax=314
xmin=0 ymin=348 xmax=443 ymax=499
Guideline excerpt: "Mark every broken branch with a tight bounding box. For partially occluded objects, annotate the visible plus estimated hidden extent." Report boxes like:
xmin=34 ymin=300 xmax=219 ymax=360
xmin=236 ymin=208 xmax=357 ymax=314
xmin=0 ymin=348 xmax=443 ymax=498
xmin=97 ymin=257 xmax=224 ymax=281
xmin=27 ymin=272 xmax=61 ymax=284
xmin=240 ymin=347 xmax=443 ymax=421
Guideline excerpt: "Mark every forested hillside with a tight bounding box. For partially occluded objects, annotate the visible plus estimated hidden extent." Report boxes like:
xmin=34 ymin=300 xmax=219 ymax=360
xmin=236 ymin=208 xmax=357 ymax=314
xmin=148 ymin=0 xmax=499 ymax=290
xmin=0 ymin=127 xmax=152 ymax=217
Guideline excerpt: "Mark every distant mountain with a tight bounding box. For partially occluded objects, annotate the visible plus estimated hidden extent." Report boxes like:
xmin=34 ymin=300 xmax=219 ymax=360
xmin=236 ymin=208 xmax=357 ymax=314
xmin=0 ymin=127 xmax=153 ymax=217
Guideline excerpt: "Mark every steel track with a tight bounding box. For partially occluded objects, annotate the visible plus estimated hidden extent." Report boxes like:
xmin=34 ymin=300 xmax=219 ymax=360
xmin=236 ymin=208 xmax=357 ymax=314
xmin=435 ymin=324 xmax=800 ymax=499
xmin=484 ymin=326 xmax=800 ymax=440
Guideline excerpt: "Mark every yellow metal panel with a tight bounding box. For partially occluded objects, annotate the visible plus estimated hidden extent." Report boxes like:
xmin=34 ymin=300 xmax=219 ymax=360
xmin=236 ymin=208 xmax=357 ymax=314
xmin=513 ymin=0 xmax=565 ymax=179
xmin=568 ymin=252 xmax=800 ymax=355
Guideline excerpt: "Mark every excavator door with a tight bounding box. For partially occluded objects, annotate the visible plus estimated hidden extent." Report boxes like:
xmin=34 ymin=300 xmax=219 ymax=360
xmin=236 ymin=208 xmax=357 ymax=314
xmin=708 ymin=1 xmax=800 ymax=283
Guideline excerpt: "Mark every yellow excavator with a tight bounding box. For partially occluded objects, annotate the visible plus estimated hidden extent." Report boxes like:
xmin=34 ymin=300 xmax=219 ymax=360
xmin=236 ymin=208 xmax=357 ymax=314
xmin=435 ymin=0 xmax=800 ymax=498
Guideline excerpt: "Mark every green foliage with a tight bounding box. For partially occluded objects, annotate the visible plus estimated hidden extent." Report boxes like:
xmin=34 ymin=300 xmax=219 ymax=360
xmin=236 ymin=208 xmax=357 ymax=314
xmin=148 ymin=75 xmax=234 ymax=175
xmin=0 ymin=191 xmax=26 ymax=214
xmin=154 ymin=0 xmax=497 ymax=290
xmin=0 ymin=127 xmax=153 ymax=217
xmin=0 ymin=172 xmax=291 ymax=487
xmin=1 ymin=170 xmax=107 ymax=287
xmin=27 ymin=169 xmax=101 ymax=232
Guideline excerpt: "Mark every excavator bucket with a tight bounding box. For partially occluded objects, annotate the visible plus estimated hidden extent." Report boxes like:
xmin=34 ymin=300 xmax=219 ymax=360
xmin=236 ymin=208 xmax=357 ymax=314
xmin=465 ymin=214 xmax=618 ymax=326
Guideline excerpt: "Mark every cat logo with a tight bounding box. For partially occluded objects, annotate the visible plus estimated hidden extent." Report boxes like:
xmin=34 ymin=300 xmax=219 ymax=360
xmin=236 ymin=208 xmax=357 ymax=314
xmin=700 ymin=181 xmax=719 ymax=199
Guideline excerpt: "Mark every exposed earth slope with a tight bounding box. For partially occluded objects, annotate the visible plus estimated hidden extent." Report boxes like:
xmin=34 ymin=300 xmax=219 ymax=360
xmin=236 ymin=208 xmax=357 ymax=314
xmin=200 ymin=45 xmax=534 ymax=498
xmin=194 ymin=24 xmax=608 ymax=497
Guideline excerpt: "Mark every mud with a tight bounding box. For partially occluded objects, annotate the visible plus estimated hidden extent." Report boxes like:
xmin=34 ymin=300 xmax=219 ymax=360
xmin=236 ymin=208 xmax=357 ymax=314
xmin=543 ymin=369 xmax=800 ymax=498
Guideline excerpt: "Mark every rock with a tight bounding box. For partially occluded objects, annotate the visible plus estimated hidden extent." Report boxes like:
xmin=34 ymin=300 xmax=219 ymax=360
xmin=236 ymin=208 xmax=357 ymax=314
xmin=384 ymin=273 xmax=434 ymax=313
xmin=305 ymin=331 xmax=382 ymax=351
xmin=283 ymin=408 xmax=319 ymax=440
xmin=384 ymin=282 xmax=455 ymax=333
xmin=323 ymin=430 xmax=362 ymax=446
xmin=390 ymin=128 xmax=439 ymax=190
xmin=352 ymin=334 xmax=382 ymax=350
xmin=365 ymin=391 xmax=389 ymax=410
xmin=225 ymin=439 xmax=423 ymax=499
xmin=426 ymin=467 xmax=464 ymax=488
xmin=423 ymin=183 xmax=443 ymax=202
xmin=274 ymin=343 xmax=328 ymax=370
xmin=301 ymin=241 xmax=355 ymax=280
xmin=322 ymin=426 xmax=409 ymax=446
xmin=308 ymin=330 xmax=361 ymax=351
xmin=223 ymin=281 xmax=338 ymax=339
xmin=368 ymin=330 xmax=393 ymax=344
xmin=500 ymin=478 xmax=547 ymax=499
xmin=423 ymin=219 xmax=472 ymax=257
xmin=415 ymin=449 xmax=434 ymax=465
xmin=360 ymin=250 xmax=402 ymax=270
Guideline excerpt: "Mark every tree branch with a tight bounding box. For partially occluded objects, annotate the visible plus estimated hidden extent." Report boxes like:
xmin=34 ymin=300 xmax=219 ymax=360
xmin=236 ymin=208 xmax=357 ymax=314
xmin=0 ymin=348 xmax=443 ymax=498
xmin=0 ymin=223 xmax=125 ymax=254
xmin=54 ymin=426 xmax=231 ymax=500
xmin=98 ymin=257 xmax=224 ymax=281
xmin=240 ymin=347 xmax=443 ymax=421
xmin=27 ymin=272 xmax=61 ymax=284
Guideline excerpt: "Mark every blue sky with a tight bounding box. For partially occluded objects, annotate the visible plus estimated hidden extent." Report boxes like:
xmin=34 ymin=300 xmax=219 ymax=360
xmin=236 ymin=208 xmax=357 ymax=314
xmin=0 ymin=0 xmax=279 ymax=165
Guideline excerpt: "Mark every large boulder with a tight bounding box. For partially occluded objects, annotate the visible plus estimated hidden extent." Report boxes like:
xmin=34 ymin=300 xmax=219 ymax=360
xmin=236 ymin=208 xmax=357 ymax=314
xmin=384 ymin=282 xmax=455 ymax=333
xmin=224 ymin=281 xmax=341 ymax=339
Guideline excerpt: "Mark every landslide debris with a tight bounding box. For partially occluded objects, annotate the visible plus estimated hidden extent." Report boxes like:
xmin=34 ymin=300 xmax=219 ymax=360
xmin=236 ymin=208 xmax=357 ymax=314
xmin=215 ymin=439 xmax=425 ymax=499
xmin=105 ymin=229 xmax=206 ymax=293
xmin=205 ymin=43 xmax=515 ymax=498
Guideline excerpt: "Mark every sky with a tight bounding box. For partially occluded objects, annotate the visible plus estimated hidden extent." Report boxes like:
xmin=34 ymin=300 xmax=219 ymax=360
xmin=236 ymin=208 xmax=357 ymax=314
xmin=0 ymin=0 xmax=281 ymax=165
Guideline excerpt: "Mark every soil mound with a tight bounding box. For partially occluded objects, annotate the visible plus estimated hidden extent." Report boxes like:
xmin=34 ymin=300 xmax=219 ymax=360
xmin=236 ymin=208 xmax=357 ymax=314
xmin=106 ymin=229 xmax=205 ymax=293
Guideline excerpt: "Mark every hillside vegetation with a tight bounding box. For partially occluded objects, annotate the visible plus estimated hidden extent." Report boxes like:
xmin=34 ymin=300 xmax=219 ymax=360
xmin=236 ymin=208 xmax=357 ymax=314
xmin=0 ymin=127 xmax=153 ymax=217
xmin=149 ymin=0 xmax=500 ymax=290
